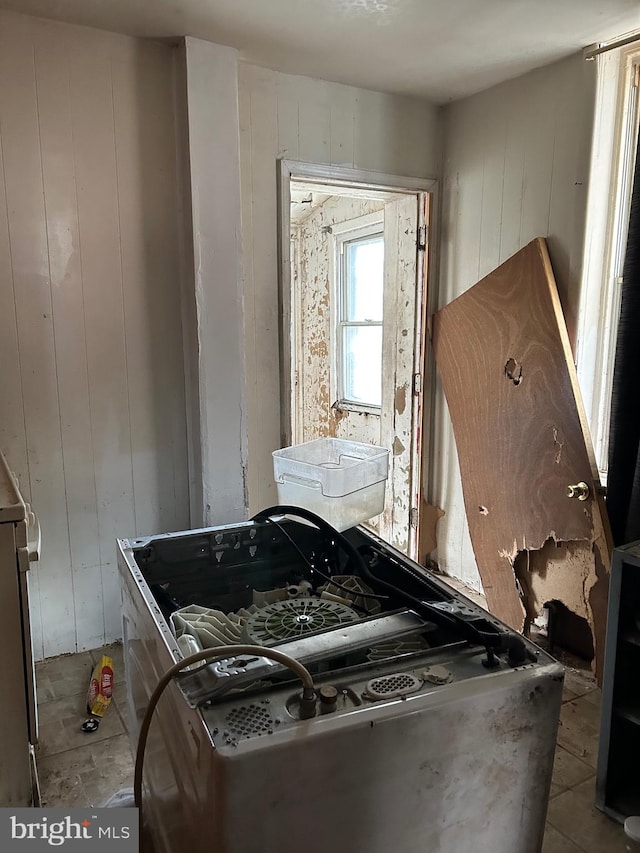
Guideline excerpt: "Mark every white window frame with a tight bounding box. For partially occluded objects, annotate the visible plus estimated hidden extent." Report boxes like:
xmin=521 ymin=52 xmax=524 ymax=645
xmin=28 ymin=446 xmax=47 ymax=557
xmin=330 ymin=211 xmax=385 ymax=415
xmin=578 ymin=48 xmax=640 ymax=483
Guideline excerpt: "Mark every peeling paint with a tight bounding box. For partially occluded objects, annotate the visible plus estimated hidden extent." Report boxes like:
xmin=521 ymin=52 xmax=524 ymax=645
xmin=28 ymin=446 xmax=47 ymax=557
xmin=331 ymin=402 xmax=349 ymax=425
xmin=294 ymin=192 xmax=418 ymax=555
xmin=296 ymin=194 xmax=385 ymax=447
xmin=418 ymin=502 xmax=445 ymax=563
xmin=395 ymin=384 xmax=407 ymax=415
xmin=392 ymin=436 xmax=405 ymax=455
xmin=309 ymin=340 xmax=328 ymax=358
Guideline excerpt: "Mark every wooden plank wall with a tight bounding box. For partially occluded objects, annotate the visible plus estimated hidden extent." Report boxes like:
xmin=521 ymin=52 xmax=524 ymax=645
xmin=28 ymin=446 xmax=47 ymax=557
xmin=238 ymin=63 xmax=442 ymax=514
xmin=0 ymin=11 xmax=189 ymax=657
xmin=432 ymin=53 xmax=597 ymax=591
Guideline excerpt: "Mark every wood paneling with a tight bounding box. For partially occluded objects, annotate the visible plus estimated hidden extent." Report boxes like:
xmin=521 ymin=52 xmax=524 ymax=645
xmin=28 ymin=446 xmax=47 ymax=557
xmin=34 ymin=22 xmax=104 ymax=651
xmin=0 ymin=10 xmax=188 ymax=657
xmin=238 ymin=62 xmax=442 ymax=514
xmin=431 ymin=238 xmax=610 ymax=676
xmin=0 ymin=11 xmax=75 ymax=658
xmin=433 ymin=54 xmax=597 ymax=592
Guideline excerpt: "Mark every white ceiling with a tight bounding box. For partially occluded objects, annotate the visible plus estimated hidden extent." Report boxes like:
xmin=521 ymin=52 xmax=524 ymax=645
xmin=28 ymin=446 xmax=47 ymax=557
xmin=2 ymin=0 xmax=639 ymax=102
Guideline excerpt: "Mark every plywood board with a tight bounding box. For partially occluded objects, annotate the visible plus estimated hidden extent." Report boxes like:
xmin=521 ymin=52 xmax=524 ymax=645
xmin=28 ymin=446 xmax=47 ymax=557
xmin=430 ymin=238 xmax=610 ymax=679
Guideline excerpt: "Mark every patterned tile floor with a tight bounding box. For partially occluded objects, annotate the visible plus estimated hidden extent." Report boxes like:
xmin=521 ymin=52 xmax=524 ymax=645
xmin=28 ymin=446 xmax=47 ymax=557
xmin=35 ymin=642 xmax=631 ymax=852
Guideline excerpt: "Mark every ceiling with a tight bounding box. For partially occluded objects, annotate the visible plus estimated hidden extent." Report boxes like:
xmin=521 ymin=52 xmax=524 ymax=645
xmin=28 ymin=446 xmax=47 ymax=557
xmin=2 ymin=0 xmax=639 ymax=102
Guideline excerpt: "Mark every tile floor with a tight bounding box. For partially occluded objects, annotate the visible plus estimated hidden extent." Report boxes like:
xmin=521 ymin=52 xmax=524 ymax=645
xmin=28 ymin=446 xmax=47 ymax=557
xmin=35 ymin=643 xmax=134 ymax=808
xmin=35 ymin=643 xmax=631 ymax=852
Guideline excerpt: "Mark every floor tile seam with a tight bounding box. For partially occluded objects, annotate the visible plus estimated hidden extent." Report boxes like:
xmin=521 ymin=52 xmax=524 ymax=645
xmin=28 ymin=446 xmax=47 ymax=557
xmin=547 ymin=773 xmax=596 ymax=803
xmin=546 ymin=812 xmax=627 ymax=853
xmin=554 ymin=751 xmax=600 ymax=779
xmin=549 ymin=786 xmax=568 ymax=800
xmin=565 ymin=689 xmax=597 ymax=700
xmin=37 ymin=732 xmax=122 ymax=759
xmin=37 ymin=689 xmax=92 ymax=706
xmin=562 ymin=693 xmax=590 ymax=704
xmin=111 ymin=695 xmax=132 ymax=734
xmin=85 ymin=729 xmax=134 ymax=759
xmin=38 ymin=738 xmax=132 ymax=778
xmin=545 ymin=820 xmax=588 ymax=851
xmin=555 ymin=741 xmax=598 ymax=764
xmin=36 ymin=683 xmax=127 ymax=711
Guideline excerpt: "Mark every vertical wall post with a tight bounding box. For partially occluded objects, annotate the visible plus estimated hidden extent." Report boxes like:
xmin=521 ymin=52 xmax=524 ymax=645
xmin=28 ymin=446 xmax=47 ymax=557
xmin=176 ymin=37 xmax=248 ymax=526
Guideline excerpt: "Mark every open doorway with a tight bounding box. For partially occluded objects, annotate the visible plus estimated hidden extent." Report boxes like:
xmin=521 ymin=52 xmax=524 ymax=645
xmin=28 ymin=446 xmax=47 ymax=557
xmin=278 ymin=162 xmax=435 ymax=557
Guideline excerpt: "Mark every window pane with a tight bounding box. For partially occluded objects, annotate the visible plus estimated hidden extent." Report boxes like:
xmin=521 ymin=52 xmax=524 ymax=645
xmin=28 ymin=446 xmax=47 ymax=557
xmin=345 ymin=236 xmax=384 ymax=322
xmin=343 ymin=325 xmax=382 ymax=406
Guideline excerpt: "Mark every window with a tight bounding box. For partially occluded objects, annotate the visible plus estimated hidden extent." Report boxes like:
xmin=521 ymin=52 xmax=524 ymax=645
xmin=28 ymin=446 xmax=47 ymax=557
xmin=579 ymin=49 xmax=640 ymax=482
xmin=596 ymin=61 xmax=639 ymax=480
xmin=334 ymin=217 xmax=384 ymax=410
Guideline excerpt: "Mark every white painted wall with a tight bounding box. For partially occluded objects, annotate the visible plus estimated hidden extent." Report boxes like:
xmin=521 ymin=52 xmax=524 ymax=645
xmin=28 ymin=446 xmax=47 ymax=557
xmin=0 ymin=12 xmax=597 ymax=648
xmin=0 ymin=19 xmax=443 ymax=657
xmin=0 ymin=11 xmax=189 ymax=658
xmin=1 ymin=11 xmax=593 ymax=651
xmin=238 ymin=63 xmax=442 ymax=513
xmin=432 ymin=53 xmax=597 ymax=591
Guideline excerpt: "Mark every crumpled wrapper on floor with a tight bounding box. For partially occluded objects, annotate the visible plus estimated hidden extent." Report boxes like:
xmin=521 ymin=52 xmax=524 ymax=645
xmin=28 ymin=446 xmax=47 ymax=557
xmin=86 ymin=654 xmax=114 ymax=717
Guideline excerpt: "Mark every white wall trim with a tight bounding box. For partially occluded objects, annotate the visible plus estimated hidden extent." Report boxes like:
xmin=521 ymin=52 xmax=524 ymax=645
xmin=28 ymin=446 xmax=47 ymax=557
xmin=282 ymin=160 xmax=438 ymax=194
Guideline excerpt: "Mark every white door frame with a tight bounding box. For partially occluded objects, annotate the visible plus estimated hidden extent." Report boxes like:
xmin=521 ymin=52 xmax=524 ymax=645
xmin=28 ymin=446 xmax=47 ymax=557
xmin=277 ymin=160 xmax=438 ymax=555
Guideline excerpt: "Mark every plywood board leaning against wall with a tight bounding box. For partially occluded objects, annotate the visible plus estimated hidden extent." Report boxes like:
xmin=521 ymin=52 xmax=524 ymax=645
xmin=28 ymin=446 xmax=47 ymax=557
xmin=430 ymin=238 xmax=611 ymax=681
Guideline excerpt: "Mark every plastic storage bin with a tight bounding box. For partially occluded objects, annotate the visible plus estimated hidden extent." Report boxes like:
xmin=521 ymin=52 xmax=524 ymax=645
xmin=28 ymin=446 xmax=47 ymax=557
xmin=272 ymin=438 xmax=390 ymax=532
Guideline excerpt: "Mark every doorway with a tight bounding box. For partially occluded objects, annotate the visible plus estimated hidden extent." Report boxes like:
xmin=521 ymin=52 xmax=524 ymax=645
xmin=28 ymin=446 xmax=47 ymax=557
xmin=278 ymin=162 xmax=435 ymax=557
